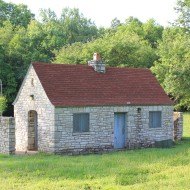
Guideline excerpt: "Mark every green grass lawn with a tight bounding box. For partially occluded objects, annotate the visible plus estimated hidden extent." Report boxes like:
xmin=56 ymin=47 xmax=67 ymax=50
xmin=1 ymin=114 xmax=190 ymax=190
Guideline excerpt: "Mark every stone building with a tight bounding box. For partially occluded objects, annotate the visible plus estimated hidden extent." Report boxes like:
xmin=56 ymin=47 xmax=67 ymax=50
xmin=13 ymin=54 xmax=174 ymax=154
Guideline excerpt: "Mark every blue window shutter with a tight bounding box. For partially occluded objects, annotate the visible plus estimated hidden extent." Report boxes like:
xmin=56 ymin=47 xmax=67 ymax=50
xmin=73 ymin=114 xmax=79 ymax=132
xmin=73 ymin=113 xmax=89 ymax=132
xmin=153 ymin=112 xmax=156 ymax=128
xmin=149 ymin=111 xmax=161 ymax=128
xmin=156 ymin=112 xmax=161 ymax=128
xmin=149 ymin=112 xmax=153 ymax=128
xmin=80 ymin=114 xmax=89 ymax=132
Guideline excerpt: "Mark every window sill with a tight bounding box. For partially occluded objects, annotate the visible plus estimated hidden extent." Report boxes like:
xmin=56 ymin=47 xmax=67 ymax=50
xmin=149 ymin=127 xmax=162 ymax=129
xmin=72 ymin=132 xmax=90 ymax=136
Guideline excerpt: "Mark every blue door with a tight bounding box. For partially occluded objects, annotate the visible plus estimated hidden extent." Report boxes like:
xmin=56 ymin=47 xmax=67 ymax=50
xmin=114 ymin=113 xmax=126 ymax=149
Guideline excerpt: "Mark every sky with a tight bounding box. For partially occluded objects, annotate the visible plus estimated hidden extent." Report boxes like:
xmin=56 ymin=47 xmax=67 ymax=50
xmin=4 ymin=0 xmax=178 ymax=27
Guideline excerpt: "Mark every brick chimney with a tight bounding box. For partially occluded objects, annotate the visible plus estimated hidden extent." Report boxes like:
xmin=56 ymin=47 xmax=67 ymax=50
xmin=88 ymin=53 xmax=105 ymax=73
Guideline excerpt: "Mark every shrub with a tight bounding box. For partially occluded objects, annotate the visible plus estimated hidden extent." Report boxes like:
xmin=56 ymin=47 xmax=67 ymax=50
xmin=0 ymin=96 xmax=7 ymax=114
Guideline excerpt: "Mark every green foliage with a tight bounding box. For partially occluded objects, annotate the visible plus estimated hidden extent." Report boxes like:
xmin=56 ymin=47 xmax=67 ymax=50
xmin=124 ymin=17 xmax=144 ymax=36
xmin=55 ymin=18 xmax=161 ymax=68
xmin=0 ymin=114 xmax=190 ymax=189
xmin=0 ymin=0 xmax=189 ymax=114
xmin=0 ymin=96 xmax=7 ymax=113
xmin=142 ymin=19 xmax=164 ymax=48
xmin=0 ymin=1 xmax=99 ymax=115
xmin=151 ymin=27 xmax=190 ymax=110
xmin=0 ymin=21 xmax=18 ymax=111
xmin=151 ymin=0 xmax=190 ymax=111
xmin=0 ymin=0 xmax=34 ymax=27
xmin=60 ymin=8 xmax=98 ymax=44
xmin=175 ymin=0 xmax=190 ymax=31
xmin=110 ymin=17 xmax=121 ymax=29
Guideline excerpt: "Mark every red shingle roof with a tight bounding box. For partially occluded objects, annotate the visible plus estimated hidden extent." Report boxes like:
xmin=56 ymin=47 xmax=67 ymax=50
xmin=32 ymin=62 xmax=173 ymax=107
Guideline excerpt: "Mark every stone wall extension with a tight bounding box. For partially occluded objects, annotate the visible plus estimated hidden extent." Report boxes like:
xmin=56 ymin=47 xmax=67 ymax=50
xmin=174 ymin=112 xmax=183 ymax=141
xmin=0 ymin=117 xmax=15 ymax=154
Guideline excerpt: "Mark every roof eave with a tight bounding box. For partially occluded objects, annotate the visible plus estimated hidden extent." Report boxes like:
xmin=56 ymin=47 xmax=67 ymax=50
xmin=54 ymin=103 xmax=173 ymax=108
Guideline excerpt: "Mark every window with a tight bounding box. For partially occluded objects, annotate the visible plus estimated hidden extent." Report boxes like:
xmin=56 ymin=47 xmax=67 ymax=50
xmin=31 ymin=78 xmax=34 ymax=86
xmin=149 ymin=111 xmax=161 ymax=128
xmin=73 ymin=113 xmax=89 ymax=133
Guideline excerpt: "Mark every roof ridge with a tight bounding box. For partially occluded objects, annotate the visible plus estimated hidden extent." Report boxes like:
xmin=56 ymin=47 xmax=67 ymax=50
xmin=32 ymin=62 xmax=150 ymax=71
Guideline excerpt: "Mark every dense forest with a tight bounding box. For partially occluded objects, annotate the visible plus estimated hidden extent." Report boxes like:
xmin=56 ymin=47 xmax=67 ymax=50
xmin=0 ymin=0 xmax=189 ymax=115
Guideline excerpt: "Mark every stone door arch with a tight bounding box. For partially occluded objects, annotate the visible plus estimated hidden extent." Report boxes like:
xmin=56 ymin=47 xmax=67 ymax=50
xmin=28 ymin=110 xmax=38 ymax=150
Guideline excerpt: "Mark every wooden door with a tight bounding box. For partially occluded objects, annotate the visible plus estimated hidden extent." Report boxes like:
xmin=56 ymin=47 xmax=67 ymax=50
xmin=28 ymin=110 xmax=38 ymax=150
xmin=114 ymin=113 xmax=126 ymax=149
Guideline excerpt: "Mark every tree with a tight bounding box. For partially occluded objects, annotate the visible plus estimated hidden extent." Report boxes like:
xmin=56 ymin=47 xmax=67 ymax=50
xmin=175 ymin=0 xmax=190 ymax=31
xmin=123 ymin=17 xmax=144 ymax=37
xmin=39 ymin=8 xmax=57 ymax=23
xmin=0 ymin=0 xmax=34 ymax=27
xmin=151 ymin=0 xmax=190 ymax=110
xmin=55 ymin=22 xmax=157 ymax=68
xmin=143 ymin=19 xmax=164 ymax=48
xmin=0 ymin=6 xmax=100 ymax=115
xmin=0 ymin=20 xmax=54 ymax=115
xmin=111 ymin=17 xmax=121 ymax=28
xmin=60 ymin=8 xmax=98 ymax=44
xmin=151 ymin=27 xmax=190 ymax=110
xmin=122 ymin=18 xmax=164 ymax=48
xmin=0 ymin=96 xmax=7 ymax=115
xmin=0 ymin=21 xmax=18 ymax=115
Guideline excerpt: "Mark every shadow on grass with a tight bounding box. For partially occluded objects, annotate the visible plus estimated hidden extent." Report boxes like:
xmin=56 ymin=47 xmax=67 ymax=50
xmin=180 ymin=137 xmax=190 ymax=141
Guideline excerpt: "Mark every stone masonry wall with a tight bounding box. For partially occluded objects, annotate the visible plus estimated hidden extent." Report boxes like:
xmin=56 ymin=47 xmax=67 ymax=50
xmin=0 ymin=117 xmax=15 ymax=154
xmin=54 ymin=105 xmax=173 ymax=154
xmin=13 ymin=64 xmax=175 ymax=154
xmin=174 ymin=112 xmax=183 ymax=141
xmin=14 ymin=65 xmax=55 ymax=153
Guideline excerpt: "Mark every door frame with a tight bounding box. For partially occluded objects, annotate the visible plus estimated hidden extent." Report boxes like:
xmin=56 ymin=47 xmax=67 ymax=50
xmin=114 ymin=112 xmax=126 ymax=149
xmin=28 ymin=110 xmax=38 ymax=151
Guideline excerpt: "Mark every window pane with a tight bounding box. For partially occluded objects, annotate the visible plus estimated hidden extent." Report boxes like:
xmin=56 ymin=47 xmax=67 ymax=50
xmin=73 ymin=113 xmax=89 ymax=132
xmin=156 ymin=112 xmax=161 ymax=128
xmin=149 ymin=112 xmax=153 ymax=128
xmin=149 ymin=111 xmax=161 ymax=128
